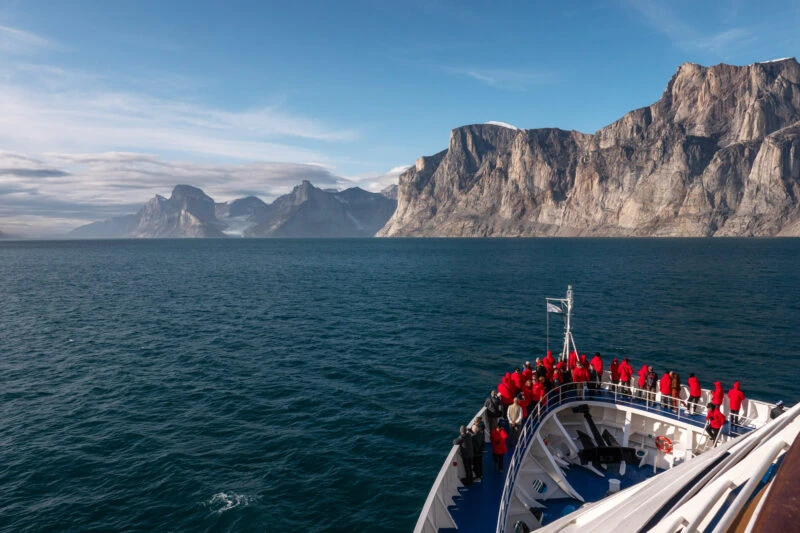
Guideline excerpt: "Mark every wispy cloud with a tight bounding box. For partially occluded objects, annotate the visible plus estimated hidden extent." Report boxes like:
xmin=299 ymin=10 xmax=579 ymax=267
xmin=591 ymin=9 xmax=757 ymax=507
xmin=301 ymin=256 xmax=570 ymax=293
xmin=343 ymin=165 xmax=409 ymax=193
xmin=0 ymin=150 xmax=354 ymax=234
xmin=443 ymin=66 xmax=556 ymax=89
xmin=627 ymin=0 xmax=755 ymax=54
xmin=0 ymin=24 xmax=50 ymax=54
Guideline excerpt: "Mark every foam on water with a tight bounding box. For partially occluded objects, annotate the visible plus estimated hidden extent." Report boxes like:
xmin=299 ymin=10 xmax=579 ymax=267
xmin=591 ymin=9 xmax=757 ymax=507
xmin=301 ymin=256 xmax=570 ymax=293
xmin=208 ymin=492 xmax=257 ymax=513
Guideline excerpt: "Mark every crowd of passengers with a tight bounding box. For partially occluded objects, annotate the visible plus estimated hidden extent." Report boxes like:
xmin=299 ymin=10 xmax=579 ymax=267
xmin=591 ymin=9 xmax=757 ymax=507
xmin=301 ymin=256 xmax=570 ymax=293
xmin=453 ymin=351 xmax=787 ymax=486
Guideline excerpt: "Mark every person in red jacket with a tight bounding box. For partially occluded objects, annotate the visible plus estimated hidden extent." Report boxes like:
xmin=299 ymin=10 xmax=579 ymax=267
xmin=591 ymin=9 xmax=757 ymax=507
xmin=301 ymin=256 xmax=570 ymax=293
xmin=610 ymin=358 xmax=620 ymax=386
xmin=572 ymin=363 xmax=591 ymax=399
xmin=706 ymin=403 xmax=727 ymax=442
xmin=497 ymin=381 xmax=514 ymax=415
xmin=517 ymin=391 xmax=531 ymax=419
xmin=543 ymin=350 xmax=555 ymax=380
xmin=711 ymin=381 xmax=724 ymax=409
xmin=490 ymin=424 xmax=508 ymax=472
xmin=532 ymin=377 xmax=547 ymax=407
xmin=590 ymin=352 xmax=603 ymax=381
xmin=511 ymin=368 xmax=524 ymax=393
xmin=618 ymin=358 xmax=633 ymax=397
xmin=637 ymin=364 xmax=649 ymax=398
xmin=660 ymin=372 xmax=673 ymax=409
xmin=687 ymin=373 xmax=702 ymax=414
xmin=568 ymin=350 xmax=578 ymax=370
xmin=728 ymin=382 xmax=746 ymax=426
xmin=522 ymin=362 xmax=534 ymax=385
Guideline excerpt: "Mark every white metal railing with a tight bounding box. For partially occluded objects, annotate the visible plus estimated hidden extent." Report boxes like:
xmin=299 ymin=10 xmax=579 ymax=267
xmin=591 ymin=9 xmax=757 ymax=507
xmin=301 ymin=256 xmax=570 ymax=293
xmin=495 ymin=373 xmax=776 ymax=533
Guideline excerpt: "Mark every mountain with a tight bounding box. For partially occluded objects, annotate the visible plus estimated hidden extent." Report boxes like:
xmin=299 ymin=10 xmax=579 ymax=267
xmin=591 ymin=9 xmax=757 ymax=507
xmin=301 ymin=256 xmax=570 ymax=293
xmin=379 ymin=58 xmax=800 ymax=237
xmin=245 ymin=180 xmax=397 ymax=237
xmin=70 ymin=182 xmax=397 ymax=238
xmin=72 ymin=185 xmax=226 ymax=238
xmin=380 ymin=184 xmax=398 ymax=200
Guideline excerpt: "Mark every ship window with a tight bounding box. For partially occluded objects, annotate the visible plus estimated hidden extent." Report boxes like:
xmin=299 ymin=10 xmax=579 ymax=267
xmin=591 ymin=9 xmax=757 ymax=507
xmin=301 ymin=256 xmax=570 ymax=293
xmin=532 ymin=479 xmax=547 ymax=494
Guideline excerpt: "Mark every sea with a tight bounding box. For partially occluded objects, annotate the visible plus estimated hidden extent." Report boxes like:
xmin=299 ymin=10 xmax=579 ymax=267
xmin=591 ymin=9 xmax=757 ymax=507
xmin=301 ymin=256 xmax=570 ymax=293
xmin=1 ymin=238 xmax=799 ymax=532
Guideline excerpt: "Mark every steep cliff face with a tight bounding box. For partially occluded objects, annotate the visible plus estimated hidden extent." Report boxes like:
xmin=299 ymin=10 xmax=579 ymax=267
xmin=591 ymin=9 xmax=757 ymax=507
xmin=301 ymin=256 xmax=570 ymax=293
xmin=379 ymin=59 xmax=800 ymax=236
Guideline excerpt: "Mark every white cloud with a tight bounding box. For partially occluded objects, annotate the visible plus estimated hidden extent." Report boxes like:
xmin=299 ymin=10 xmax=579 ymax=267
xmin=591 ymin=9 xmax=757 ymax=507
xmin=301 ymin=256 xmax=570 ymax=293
xmin=627 ymin=0 xmax=754 ymax=54
xmin=0 ymin=24 xmax=50 ymax=54
xmin=0 ymin=150 xmax=351 ymax=235
xmin=443 ymin=66 xmax=555 ymax=89
xmin=342 ymin=165 xmax=408 ymax=193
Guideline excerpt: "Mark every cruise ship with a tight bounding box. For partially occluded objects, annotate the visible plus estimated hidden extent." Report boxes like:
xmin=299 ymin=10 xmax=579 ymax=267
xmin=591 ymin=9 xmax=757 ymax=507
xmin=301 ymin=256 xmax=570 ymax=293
xmin=415 ymin=287 xmax=798 ymax=533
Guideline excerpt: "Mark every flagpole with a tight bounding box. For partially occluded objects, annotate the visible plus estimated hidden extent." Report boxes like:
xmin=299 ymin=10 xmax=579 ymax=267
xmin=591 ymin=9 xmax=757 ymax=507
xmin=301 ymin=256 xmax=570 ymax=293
xmin=546 ymin=299 xmax=550 ymax=355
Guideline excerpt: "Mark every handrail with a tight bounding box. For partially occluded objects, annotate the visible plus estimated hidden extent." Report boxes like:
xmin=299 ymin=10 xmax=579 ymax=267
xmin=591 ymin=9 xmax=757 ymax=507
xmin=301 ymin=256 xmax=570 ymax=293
xmin=494 ymin=374 xmax=774 ymax=533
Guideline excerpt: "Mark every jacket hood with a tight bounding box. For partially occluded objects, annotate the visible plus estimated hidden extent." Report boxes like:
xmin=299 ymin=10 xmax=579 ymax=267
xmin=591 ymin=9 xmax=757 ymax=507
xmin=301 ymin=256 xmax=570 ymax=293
xmin=733 ymin=381 xmax=741 ymax=389
xmin=714 ymin=381 xmax=722 ymax=388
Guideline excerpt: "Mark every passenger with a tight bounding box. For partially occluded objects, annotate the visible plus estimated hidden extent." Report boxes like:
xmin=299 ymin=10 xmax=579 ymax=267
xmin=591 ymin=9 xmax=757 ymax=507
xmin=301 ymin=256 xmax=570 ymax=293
xmin=671 ymin=371 xmax=681 ymax=412
xmin=660 ymin=372 xmax=673 ymax=409
xmin=572 ymin=363 xmax=591 ymax=398
xmin=711 ymin=381 xmax=724 ymax=409
xmin=644 ymin=366 xmax=658 ymax=404
xmin=580 ymin=353 xmax=589 ymax=370
xmin=490 ymin=423 xmax=508 ymax=472
xmin=610 ymin=358 xmax=621 ymax=387
xmin=532 ymin=377 xmax=547 ymax=407
xmin=507 ymin=397 xmax=523 ymax=434
xmin=454 ymin=425 xmax=475 ymax=485
xmin=535 ymin=359 xmax=548 ymax=383
xmin=497 ymin=381 xmax=515 ymax=415
xmin=522 ymin=361 xmax=534 ymax=385
xmin=511 ymin=368 xmax=524 ymax=393
xmin=618 ymin=358 xmax=633 ymax=397
xmin=543 ymin=350 xmax=556 ymax=379
xmin=770 ymin=400 xmax=786 ymax=419
xmin=687 ymin=373 xmax=702 ymax=414
xmin=637 ymin=364 xmax=648 ymax=398
xmin=590 ymin=352 xmax=603 ymax=383
xmin=705 ymin=403 xmax=727 ymax=443
xmin=471 ymin=417 xmax=486 ymax=482
xmin=517 ymin=392 xmax=531 ymax=419
xmin=727 ymin=382 xmax=746 ymax=426
xmin=568 ymin=350 xmax=578 ymax=370
xmin=551 ymin=368 xmax=564 ymax=403
xmin=484 ymin=390 xmax=503 ymax=432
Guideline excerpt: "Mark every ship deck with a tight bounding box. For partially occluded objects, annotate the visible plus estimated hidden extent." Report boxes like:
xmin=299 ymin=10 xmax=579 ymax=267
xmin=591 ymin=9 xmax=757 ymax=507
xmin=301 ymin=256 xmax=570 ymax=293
xmin=445 ymin=390 xmax=755 ymax=533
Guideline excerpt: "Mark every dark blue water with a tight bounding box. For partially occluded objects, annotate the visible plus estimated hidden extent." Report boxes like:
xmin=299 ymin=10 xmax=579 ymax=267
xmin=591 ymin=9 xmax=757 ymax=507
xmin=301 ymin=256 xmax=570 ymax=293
xmin=1 ymin=239 xmax=798 ymax=532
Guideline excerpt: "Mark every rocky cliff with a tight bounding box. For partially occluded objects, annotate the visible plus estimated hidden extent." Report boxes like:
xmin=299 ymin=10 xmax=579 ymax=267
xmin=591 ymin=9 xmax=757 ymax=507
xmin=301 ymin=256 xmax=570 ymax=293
xmin=379 ymin=58 xmax=800 ymax=237
xmin=70 ymin=182 xmax=396 ymax=238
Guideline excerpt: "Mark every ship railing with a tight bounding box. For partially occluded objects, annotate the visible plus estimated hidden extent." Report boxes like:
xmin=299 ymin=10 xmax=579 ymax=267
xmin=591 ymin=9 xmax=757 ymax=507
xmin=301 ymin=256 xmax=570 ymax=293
xmin=413 ymin=406 xmax=487 ymax=533
xmin=496 ymin=374 xmax=777 ymax=533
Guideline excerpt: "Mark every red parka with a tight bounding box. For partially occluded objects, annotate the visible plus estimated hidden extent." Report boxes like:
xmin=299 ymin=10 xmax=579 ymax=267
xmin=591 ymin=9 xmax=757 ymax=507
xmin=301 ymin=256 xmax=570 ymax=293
xmin=660 ymin=373 xmax=672 ymax=395
xmin=712 ymin=381 xmax=724 ymax=406
xmin=728 ymin=382 xmax=745 ymax=411
xmin=532 ymin=381 xmax=546 ymax=403
xmin=637 ymin=365 xmax=648 ymax=388
xmin=573 ymin=366 xmax=591 ymax=383
xmin=543 ymin=351 xmax=555 ymax=373
xmin=590 ymin=354 xmax=603 ymax=376
xmin=522 ymin=367 xmax=534 ymax=385
xmin=707 ymin=407 xmax=726 ymax=429
xmin=517 ymin=394 xmax=531 ymax=419
xmin=491 ymin=427 xmax=508 ymax=454
xmin=619 ymin=361 xmax=633 ymax=383
xmin=497 ymin=382 xmax=514 ymax=405
xmin=688 ymin=376 xmax=702 ymax=397
xmin=610 ymin=359 xmax=620 ymax=381
xmin=568 ymin=351 xmax=578 ymax=370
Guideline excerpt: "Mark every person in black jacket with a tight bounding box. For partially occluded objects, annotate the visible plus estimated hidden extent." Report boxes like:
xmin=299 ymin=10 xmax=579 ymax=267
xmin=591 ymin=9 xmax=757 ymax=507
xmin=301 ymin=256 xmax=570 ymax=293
xmin=484 ymin=390 xmax=502 ymax=432
xmin=471 ymin=417 xmax=486 ymax=481
xmin=454 ymin=426 xmax=475 ymax=485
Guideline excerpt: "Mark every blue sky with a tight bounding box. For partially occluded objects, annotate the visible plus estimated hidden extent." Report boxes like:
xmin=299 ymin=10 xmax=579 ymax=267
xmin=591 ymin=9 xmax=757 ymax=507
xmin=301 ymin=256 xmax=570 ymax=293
xmin=0 ymin=0 xmax=798 ymax=234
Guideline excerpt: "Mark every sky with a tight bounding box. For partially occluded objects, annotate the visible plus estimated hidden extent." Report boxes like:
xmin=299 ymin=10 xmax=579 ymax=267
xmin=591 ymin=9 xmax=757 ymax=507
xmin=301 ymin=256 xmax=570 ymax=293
xmin=0 ymin=0 xmax=798 ymax=235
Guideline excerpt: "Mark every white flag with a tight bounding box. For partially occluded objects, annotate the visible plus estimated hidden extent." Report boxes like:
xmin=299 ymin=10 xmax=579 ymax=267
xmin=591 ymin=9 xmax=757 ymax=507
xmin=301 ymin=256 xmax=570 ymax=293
xmin=547 ymin=302 xmax=563 ymax=314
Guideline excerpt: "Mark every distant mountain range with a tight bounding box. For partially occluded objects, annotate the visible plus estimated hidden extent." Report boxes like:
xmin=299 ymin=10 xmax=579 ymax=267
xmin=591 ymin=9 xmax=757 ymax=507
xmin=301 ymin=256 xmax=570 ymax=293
xmin=380 ymin=58 xmax=800 ymax=237
xmin=70 ymin=181 xmax=397 ymax=238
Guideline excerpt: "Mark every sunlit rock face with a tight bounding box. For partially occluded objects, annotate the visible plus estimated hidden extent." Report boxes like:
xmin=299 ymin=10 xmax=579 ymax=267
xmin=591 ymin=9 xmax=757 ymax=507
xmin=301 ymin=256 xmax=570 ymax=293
xmin=379 ymin=59 xmax=800 ymax=237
